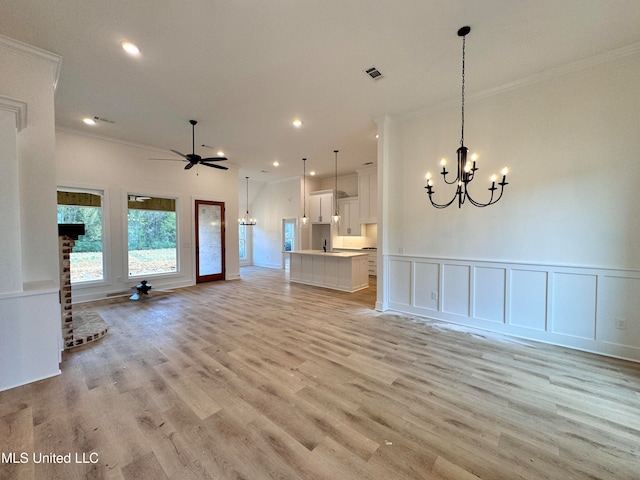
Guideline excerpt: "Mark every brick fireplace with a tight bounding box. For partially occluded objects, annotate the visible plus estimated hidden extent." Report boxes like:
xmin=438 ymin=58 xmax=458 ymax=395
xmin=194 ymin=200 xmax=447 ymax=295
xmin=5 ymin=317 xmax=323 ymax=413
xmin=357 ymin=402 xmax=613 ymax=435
xmin=58 ymin=224 xmax=108 ymax=348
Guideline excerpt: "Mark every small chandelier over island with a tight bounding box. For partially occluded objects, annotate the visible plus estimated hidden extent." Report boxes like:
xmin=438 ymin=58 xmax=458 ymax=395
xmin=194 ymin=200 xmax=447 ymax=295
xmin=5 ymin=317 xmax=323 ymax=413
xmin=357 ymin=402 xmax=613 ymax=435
xmin=425 ymin=26 xmax=509 ymax=209
xmin=239 ymin=176 xmax=256 ymax=226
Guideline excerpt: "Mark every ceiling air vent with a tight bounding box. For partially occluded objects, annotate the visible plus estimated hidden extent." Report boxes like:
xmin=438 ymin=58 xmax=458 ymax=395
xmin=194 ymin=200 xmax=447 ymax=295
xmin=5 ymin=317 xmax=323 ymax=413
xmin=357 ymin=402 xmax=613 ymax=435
xmin=364 ymin=66 xmax=383 ymax=80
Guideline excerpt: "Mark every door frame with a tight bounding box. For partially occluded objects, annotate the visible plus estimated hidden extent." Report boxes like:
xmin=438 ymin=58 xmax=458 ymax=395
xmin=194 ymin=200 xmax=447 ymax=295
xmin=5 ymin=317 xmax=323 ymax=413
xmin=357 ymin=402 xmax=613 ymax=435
xmin=195 ymin=200 xmax=225 ymax=283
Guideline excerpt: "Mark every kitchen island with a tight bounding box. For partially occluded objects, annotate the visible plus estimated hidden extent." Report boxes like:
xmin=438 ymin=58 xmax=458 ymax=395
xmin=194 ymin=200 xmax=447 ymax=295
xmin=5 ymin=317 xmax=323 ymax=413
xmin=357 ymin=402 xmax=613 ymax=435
xmin=288 ymin=250 xmax=369 ymax=292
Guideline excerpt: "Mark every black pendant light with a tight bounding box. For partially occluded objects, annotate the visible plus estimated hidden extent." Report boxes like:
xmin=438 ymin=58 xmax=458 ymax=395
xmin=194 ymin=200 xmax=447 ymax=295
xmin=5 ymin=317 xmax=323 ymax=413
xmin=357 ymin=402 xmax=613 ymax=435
xmin=301 ymin=158 xmax=309 ymax=227
xmin=331 ymin=150 xmax=341 ymax=225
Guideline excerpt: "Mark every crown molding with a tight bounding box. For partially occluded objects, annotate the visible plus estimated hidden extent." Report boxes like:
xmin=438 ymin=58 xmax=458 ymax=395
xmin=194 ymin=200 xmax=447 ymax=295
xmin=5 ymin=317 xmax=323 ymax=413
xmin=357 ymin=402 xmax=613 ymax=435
xmin=397 ymin=41 xmax=640 ymax=123
xmin=0 ymin=34 xmax=63 ymax=91
xmin=0 ymin=96 xmax=28 ymax=131
xmin=470 ymin=41 xmax=640 ymax=103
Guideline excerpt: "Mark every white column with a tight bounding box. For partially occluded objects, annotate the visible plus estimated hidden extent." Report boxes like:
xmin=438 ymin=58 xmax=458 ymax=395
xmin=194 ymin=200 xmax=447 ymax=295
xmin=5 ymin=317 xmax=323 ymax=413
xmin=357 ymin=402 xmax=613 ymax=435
xmin=0 ymin=107 xmax=23 ymax=293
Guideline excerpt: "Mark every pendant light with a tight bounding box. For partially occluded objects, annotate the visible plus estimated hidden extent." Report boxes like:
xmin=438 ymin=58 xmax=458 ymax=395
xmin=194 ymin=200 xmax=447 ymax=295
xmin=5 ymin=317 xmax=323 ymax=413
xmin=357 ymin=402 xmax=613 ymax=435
xmin=238 ymin=176 xmax=256 ymax=226
xmin=331 ymin=150 xmax=341 ymax=225
xmin=424 ymin=26 xmax=509 ymax=208
xmin=301 ymin=158 xmax=309 ymax=227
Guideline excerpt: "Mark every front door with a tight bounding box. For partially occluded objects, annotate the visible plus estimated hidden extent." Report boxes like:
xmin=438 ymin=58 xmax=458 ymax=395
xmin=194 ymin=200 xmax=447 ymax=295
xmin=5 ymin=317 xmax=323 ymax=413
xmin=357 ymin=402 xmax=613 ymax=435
xmin=195 ymin=200 xmax=225 ymax=283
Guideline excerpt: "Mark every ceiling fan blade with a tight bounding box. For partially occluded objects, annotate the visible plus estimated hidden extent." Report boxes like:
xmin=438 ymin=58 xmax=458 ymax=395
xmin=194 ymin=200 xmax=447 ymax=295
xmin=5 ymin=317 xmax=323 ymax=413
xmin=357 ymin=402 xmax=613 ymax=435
xmin=200 ymin=156 xmax=228 ymax=162
xmin=184 ymin=162 xmax=195 ymax=170
xmin=170 ymin=149 xmax=189 ymax=160
xmin=149 ymin=157 xmax=187 ymax=162
xmin=200 ymin=162 xmax=228 ymax=170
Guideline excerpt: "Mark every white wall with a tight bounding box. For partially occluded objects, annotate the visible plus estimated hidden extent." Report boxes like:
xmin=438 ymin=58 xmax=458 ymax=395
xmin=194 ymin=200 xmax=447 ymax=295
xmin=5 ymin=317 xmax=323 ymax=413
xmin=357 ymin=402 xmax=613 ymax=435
xmin=381 ymin=47 xmax=640 ymax=361
xmin=250 ymin=177 xmax=303 ymax=269
xmin=55 ymin=129 xmax=240 ymax=302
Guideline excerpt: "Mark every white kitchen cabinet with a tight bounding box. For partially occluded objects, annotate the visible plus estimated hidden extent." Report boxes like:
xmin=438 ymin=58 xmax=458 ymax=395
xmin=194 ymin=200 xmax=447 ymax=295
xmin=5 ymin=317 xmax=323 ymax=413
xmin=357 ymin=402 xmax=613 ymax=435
xmin=367 ymin=250 xmax=377 ymax=276
xmin=309 ymin=190 xmax=333 ymax=224
xmin=357 ymin=167 xmax=377 ymax=223
xmin=338 ymin=197 xmax=362 ymax=236
xmin=289 ymin=250 xmax=369 ymax=292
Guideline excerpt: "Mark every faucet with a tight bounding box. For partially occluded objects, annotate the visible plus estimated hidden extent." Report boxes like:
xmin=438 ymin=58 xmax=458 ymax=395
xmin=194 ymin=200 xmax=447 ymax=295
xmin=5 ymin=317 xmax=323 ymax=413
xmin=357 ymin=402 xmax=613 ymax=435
xmin=323 ymin=239 xmax=327 ymax=252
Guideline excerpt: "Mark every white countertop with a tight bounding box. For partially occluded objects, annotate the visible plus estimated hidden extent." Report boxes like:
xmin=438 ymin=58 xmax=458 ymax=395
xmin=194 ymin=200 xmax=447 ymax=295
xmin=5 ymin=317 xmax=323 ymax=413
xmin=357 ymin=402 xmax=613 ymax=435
xmin=287 ymin=249 xmax=368 ymax=257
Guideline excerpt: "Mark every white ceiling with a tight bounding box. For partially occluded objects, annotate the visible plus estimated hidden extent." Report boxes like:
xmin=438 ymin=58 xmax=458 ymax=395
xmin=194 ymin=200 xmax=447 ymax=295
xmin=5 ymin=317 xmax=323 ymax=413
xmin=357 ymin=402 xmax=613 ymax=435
xmin=2 ymin=1 xmax=640 ymax=182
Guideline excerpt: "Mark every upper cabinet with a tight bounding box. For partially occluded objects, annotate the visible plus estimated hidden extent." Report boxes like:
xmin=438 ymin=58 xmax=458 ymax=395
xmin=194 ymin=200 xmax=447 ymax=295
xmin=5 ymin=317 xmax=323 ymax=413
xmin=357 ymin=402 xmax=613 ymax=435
xmin=338 ymin=197 xmax=362 ymax=236
xmin=309 ymin=190 xmax=333 ymax=224
xmin=357 ymin=167 xmax=377 ymax=224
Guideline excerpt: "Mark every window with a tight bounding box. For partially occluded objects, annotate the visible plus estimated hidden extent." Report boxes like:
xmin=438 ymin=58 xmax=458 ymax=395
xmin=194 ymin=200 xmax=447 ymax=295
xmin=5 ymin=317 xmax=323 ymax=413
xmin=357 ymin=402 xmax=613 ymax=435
xmin=239 ymin=224 xmax=247 ymax=260
xmin=57 ymin=189 xmax=104 ymax=283
xmin=127 ymin=195 xmax=177 ymax=277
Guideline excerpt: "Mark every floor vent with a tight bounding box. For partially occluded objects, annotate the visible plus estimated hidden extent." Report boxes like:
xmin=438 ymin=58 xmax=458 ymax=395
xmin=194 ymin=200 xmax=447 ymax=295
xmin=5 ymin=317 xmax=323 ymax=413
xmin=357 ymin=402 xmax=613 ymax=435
xmin=364 ymin=66 xmax=383 ymax=80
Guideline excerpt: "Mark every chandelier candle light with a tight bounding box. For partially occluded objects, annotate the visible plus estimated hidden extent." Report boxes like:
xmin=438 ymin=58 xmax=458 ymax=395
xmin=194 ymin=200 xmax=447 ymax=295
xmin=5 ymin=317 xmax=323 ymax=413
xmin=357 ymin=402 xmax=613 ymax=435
xmin=425 ymin=26 xmax=509 ymax=209
xmin=331 ymin=150 xmax=341 ymax=225
xmin=301 ymin=158 xmax=309 ymax=227
xmin=239 ymin=176 xmax=256 ymax=226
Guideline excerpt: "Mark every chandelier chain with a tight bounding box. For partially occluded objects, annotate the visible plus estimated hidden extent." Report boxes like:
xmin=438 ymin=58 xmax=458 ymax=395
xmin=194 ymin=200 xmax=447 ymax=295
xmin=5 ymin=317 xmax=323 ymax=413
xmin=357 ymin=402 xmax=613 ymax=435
xmin=460 ymin=34 xmax=466 ymax=147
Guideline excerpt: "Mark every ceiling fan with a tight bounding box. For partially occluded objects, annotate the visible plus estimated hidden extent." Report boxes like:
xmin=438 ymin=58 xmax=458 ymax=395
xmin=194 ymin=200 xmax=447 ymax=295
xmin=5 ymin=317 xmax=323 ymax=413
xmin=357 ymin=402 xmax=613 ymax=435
xmin=161 ymin=120 xmax=228 ymax=170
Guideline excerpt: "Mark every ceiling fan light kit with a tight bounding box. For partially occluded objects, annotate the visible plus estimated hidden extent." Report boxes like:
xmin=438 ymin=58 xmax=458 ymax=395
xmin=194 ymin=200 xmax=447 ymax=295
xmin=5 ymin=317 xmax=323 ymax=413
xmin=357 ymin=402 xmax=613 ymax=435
xmin=424 ymin=26 xmax=509 ymax=209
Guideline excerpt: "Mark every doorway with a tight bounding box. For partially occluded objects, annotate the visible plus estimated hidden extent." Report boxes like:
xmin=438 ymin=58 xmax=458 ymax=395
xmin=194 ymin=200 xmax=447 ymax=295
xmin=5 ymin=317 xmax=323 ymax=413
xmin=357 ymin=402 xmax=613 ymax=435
xmin=195 ymin=200 xmax=225 ymax=282
xmin=282 ymin=218 xmax=296 ymax=269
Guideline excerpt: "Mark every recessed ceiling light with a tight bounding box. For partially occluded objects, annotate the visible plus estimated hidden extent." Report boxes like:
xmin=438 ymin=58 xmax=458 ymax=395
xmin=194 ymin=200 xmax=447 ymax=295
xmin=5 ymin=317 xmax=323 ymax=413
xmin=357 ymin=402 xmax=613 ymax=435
xmin=273 ymin=161 xmax=280 ymax=167
xmin=217 ymin=150 xmax=225 ymax=157
xmin=83 ymin=117 xmax=97 ymax=125
xmin=310 ymin=171 xmax=316 ymax=176
xmin=292 ymin=119 xmax=302 ymax=128
xmin=121 ymin=41 xmax=141 ymax=57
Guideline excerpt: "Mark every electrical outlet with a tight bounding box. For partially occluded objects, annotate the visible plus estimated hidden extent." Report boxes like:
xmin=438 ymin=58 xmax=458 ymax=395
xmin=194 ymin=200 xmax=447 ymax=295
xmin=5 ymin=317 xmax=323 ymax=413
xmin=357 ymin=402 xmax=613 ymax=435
xmin=431 ymin=291 xmax=438 ymax=300
xmin=615 ymin=319 xmax=627 ymax=330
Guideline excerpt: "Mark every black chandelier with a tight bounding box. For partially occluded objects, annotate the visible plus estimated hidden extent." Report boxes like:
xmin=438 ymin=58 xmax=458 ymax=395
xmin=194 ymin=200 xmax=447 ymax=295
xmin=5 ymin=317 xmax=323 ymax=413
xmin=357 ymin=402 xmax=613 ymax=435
xmin=425 ymin=26 xmax=508 ymax=209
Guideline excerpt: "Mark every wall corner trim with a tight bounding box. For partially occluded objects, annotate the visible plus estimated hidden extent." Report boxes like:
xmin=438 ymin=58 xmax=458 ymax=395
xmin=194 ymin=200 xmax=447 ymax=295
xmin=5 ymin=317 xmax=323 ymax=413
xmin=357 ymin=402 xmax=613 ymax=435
xmin=0 ymin=96 xmax=28 ymax=131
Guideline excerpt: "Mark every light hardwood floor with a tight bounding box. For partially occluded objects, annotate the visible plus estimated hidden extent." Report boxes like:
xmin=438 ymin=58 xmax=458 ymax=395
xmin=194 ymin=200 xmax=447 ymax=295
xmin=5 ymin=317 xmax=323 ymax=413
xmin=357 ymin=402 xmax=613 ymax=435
xmin=1 ymin=266 xmax=639 ymax=480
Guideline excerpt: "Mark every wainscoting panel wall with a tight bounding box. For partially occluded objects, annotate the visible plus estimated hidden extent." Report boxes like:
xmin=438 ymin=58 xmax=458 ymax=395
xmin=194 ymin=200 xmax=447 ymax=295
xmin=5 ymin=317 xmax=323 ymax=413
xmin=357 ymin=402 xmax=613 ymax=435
xmin=413 ymin=261 xmax=439 ymax=311
xmin=441 ymin=263 xmax=470 ymax=317
xmin=388 ymin=259 xmax=412 ymax=306
xmin=551 ymin=272 xmax=597 ymax=340
xmin=473 ymin=266 xmax=506 ymax=324
xmin=385 ymin=255 xmax=640 ymax=362
xmin=509 ymin=269 xmax=548 ymax=332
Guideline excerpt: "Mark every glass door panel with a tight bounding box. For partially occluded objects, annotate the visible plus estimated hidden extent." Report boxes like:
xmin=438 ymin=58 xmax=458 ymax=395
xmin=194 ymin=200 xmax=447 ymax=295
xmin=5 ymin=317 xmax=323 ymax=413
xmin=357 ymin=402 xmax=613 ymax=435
xmin=195 ymin=200 xmax=225 ymax=282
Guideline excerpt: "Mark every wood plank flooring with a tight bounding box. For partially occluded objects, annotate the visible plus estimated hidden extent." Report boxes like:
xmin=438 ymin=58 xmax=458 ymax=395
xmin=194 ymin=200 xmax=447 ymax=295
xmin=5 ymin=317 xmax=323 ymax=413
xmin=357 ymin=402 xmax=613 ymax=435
xmin=1 ymin=266 xmax=640 ymax=479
